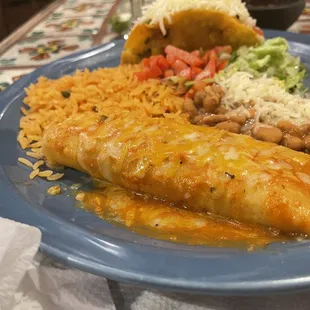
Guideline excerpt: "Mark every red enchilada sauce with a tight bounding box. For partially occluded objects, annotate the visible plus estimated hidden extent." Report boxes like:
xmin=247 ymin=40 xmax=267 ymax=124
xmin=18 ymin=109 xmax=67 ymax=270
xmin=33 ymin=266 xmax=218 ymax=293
xmin=76 ymin=184 xmax=298 ymax=250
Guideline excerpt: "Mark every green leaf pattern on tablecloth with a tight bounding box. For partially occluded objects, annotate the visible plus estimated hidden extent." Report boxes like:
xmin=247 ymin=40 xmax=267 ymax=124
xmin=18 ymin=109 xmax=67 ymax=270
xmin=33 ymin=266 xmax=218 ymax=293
xmin=78 ymin=36 xmax=93 ymax=42
xmin=29 ymin=31 xmax=45 ymax=38
xmin=96 ymin=9 xmax=108 ymax=15
xmin=17 ymin=38 xmax=40 ymax=45
xmin=0 ymin=59 xmax=16 ymax=66
xmin=47 ymin=12 xmax=64 ymax=21
xmin=0 ymin=82 xmax=10 ymax=92
xmin=82 ymin=28 xmax=99 ymax=34
xmin=18 ymin=40 xmax=80 ymax=61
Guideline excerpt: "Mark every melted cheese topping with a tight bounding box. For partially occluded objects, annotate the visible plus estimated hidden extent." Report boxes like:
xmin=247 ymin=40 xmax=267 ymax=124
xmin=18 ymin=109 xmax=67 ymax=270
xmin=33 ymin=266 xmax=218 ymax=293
xmin=218 ymin=72 xmax=310 ymax=126
xmin=138 ymin=0 xmax=256 ymax=36
xmin=224 ymin=147 xmax=239 ymax=160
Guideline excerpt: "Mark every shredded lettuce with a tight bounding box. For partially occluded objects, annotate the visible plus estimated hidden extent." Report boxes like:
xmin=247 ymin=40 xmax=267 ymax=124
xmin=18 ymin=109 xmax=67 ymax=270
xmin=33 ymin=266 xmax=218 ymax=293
xmin=221 ymin=37 xmax=307 ymax=93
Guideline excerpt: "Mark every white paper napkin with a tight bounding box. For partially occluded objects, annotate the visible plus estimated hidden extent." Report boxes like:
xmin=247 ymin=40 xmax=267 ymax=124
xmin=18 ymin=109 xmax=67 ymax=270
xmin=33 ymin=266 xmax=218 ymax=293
xmin=3 ymin=216 xmax=310 ymax=310
xmin=13 ymin=254 xmax=115 ymax=310
xmin=0 ymin=217 xmax=41 ymax=310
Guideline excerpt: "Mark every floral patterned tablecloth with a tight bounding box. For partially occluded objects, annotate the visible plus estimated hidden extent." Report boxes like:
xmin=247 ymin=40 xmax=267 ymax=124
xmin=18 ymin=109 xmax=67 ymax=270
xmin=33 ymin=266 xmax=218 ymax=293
xmin=0 ymin=0 xmax=309 ymax=92
xmin=0 ymin=0 xmax=119 ymax=92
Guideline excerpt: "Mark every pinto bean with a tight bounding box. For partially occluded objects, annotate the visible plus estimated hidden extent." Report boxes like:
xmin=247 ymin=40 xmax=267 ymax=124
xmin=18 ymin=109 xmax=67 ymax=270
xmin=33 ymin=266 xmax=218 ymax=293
xmin=282 ymin=134 xmax=304 ymax=151
xmin=183 ymin=98 xmax=198 ymax=116
xmin=191 ymin=115 xmax=203 ymax=124
xmin=277 ymin=120 xmax=296 ymax=131
xmin=211 ymin=84 xmax=225 ymax=98
xmin=277 ymin=120 xmax=303 ymax=138
xmin=301 ymin=124 xmax=310 ymax=135
xmin=216 ymin=106 xmax=228 ymax=114
xmin=229 ymin=114 xmax=247 ymax=125
xmin=202 ymin=85 xmax=224 ymax=113
xmin=303 ymin=135 xmax=310 ymax=151
xmin=203 ymin=96 xmax=220 ymax=113
xmin=193 ymin=80 xmax=206 ymax=92
xmin=216 ymin=121 xmax=241 ymax=133
xmin=200 ymin=114 xmax=228 ymax=126
xmin=193 ymin=91 xmax=206 ymax=107
xmin=252 ymin=125 xmax=283 ymax=144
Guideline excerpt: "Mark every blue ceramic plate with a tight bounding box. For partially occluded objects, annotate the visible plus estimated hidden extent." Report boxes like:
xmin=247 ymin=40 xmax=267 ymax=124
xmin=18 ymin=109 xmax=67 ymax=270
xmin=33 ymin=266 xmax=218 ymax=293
xmin=0 ymin=30 xmax=310 ymax=296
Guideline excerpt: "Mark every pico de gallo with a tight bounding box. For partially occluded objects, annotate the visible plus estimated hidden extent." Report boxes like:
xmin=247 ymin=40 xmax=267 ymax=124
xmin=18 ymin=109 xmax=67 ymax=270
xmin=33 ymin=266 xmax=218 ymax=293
xmin=134 ymin=44 xmax=232 ymax=98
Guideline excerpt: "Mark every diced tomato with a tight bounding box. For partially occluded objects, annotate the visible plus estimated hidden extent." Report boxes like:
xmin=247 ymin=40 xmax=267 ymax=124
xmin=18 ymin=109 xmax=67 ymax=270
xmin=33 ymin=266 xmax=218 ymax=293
xmin=209 ymin=50 xmax=217 ymax=61
xmin=166 ymin=53 xmax=176 ymax=65
xmin=142 ymin=58 xmax=151 ymax=68
xmin=156 ymin=55 xmax=169 ymax=71
xmin=193 ymin=80 xmax=206 ymax=92
xmin=165 ymin=45 xmax=203 ymax=67
xmin=164 ymin=69 xmax=174 ymax=78
xmin=179 ymin=67 xmax=192 ymax=79
xmin=202 ymin=49 xmax=217 ymax=65
xmin=195 ymin=70 xmax=211 ymax=81
xmin=185 ymin=88 xmax=195 ymax=99
xmin=202 ymin=50 xmax=211 ymax=64
xmin=148 ymin=65 xmax=163 ymax=78
xmin=217 ymin=60 xmax=228 ymax=71
xmin=137 ymin=44 xmax=229 ymax=83
xmin=191 ymin=67 xmax=203 ymax=79
xmin=205 ymin=58 xmax=216 ymax=78
xmin=206 ymin=59 xmax=216 ymax=77
xmin=171 ymin=59 xmax=188 ymax=74
xmin=134 ymin=71 xmax=149 ymax=81
xmin=215 ymin=45 xmax=232 ymax=55
xmin=191 ymin=50 xmax=200 ymax=57
xmin=253 ymin=26 xmax=264 ymax=36
xmin=149 ymin=56 xmax=159 ymax=68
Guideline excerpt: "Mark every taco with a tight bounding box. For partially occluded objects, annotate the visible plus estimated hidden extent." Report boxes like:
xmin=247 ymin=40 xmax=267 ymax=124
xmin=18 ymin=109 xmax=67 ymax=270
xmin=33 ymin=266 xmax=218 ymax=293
xmin=121 ymin=0 xmax=263 ymax=64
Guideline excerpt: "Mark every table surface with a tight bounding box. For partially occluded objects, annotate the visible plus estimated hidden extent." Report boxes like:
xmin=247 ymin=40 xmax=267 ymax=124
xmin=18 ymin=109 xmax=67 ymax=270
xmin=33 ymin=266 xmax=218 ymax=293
xmin=0 ymin=0 xmax=309 ymax=92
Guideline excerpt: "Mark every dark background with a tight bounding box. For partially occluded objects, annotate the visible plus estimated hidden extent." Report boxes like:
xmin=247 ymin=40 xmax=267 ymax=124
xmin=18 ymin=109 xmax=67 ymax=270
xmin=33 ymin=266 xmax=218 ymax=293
xmin=0 ymin=0 xmax=54 ymax=41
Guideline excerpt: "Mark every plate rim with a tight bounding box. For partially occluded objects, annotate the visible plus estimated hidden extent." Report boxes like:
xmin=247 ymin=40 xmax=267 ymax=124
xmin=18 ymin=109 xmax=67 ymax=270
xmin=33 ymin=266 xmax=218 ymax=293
xmin=1 ymin=30 xmax=310 ymax=296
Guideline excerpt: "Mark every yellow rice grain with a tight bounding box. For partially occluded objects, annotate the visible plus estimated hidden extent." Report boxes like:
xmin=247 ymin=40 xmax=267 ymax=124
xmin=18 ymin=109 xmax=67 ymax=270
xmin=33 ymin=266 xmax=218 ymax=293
xmin=18 ymin=137 xmax=29 ymax=149
xmin=29 ymin=168 xmax=39 ymax=180
xmin=17 ymin=130 xmax=30 ymax=149
xmin=47 ymin=173 xmax=64 ymax=181
xmin=33 ymin=160 xmax=44 ymax=170
xmin=38 ymin=170 xmax=53 ymax=177
xmin=31 ymin=147 xmax=42 ymax=153
xmin=21 ymin=107 xmax=29 ymax=115
xmin=18 ymin=129 xmax=25 ymax=138
xmin=18 ymin=157 xmax=33 ymax=168
xmin=47 ymin=185 xmax=61 ymax=195
xmin=29 ymin=141 xmax=42 ymax=148
xmin=27 ymin=135 xmax=41 ymax=141
xmin=70 ymin=183 xmax=82 ymax=190
xmin=75 ymin=192 xmax=85 ymax=201
xmin=26 ymin=151 xmax=43 ymax=159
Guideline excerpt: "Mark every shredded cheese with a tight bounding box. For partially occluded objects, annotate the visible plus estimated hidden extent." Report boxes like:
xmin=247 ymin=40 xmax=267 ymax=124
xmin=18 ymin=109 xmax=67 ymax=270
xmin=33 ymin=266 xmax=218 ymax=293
xmin=224 ymin=147 xmax=239 ymax=160
xmin=137 ymin=0 xmax=256 ymax=35
xmin=218 ymin=72 xmax=310 ymax=126
xmin=296 ymin=172 xmax=310 ymax=185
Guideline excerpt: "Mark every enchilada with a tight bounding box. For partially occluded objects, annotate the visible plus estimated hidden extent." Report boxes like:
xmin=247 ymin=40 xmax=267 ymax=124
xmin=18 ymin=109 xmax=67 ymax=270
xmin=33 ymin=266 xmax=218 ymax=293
xmin=42 ymin=112 xmax=310 ymax=235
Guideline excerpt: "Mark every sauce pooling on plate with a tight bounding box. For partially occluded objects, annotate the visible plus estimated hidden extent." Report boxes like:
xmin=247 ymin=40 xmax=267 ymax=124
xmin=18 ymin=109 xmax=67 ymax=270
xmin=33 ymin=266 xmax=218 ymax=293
xmin=77 ymin=183 xmax=297 ymax=250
